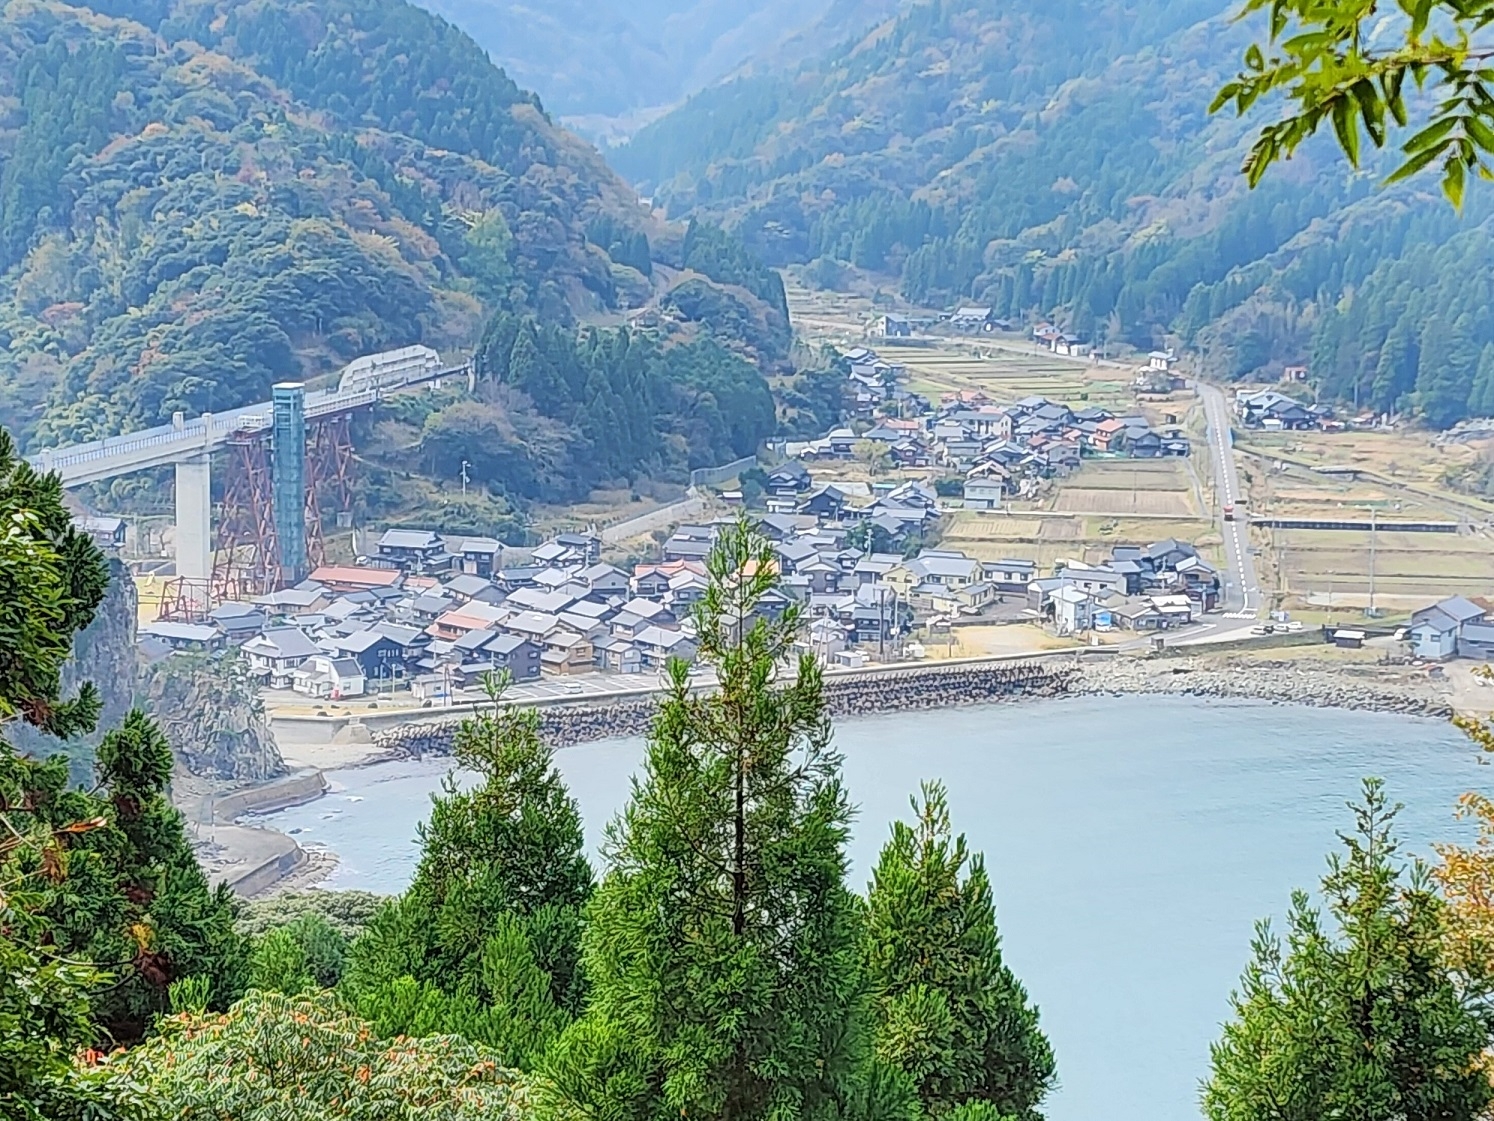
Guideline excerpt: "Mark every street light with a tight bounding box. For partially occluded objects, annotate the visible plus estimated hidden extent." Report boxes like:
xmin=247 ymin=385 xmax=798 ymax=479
xmin=460 ymin=460 xmax=471 ymax=497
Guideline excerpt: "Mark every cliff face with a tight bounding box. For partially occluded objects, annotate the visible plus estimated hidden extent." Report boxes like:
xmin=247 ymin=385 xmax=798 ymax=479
xmin=10 ymin=557 xmax=141 ymax=783
xmin=142 ymin=653 xmax=286 ymax=784
xmin=10 ymin=559 xmax=286 ymax=787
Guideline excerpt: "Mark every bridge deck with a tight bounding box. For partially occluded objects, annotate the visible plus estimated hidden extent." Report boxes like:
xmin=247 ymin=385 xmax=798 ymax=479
xmin=28 ymin=365 xmax=465 ymax=487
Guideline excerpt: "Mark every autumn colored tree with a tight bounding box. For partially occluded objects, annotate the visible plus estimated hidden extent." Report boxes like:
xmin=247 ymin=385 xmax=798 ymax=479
xmin=109 ymin=989 xmax=530 ymax=1121
xmin=1433 ymin=715 xmax=1494 ymax=972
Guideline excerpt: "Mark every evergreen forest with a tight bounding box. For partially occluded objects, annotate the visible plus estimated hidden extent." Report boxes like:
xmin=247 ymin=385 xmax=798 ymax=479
xmin=0 ymin=0 xmax=823 ymax=516
xmin=618 ymin=0 xmax=1494 ymax=426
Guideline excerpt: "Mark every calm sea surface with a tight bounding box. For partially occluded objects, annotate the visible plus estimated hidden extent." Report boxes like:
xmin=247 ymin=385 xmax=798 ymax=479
xmin=256 ymin=695 xmax=1486 ymax=1121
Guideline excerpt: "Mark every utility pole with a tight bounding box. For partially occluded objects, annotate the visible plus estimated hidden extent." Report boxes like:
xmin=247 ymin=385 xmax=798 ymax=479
xmin=460 ymin=460 xmax=471 ymax=497
xmin=1368 ymin=506 xmax=1377 ymax=617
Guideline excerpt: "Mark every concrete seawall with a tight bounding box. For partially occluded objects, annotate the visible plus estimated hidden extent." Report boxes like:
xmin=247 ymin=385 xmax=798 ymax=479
xmin=374 ymin=661 xmax=1080 ymax=757
xmin=193 ymin=770 xmax=327 ymax=898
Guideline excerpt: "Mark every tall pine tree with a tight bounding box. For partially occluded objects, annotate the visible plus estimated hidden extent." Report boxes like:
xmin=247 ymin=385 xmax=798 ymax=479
xmin=865 ymin=783 xmax=1054 ymax=1120
xmin=1204 ymin=779 xmax=1494 ymax=1121
xmin=541 ymin=518 xmax=872 ymax=1121
xmin=342 ymin=675 xmax=592 ymax=1065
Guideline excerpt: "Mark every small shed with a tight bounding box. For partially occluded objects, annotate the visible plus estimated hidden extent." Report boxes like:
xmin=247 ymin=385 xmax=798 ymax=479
xmin=1331 ymin=629 xmax=1366 ymax=650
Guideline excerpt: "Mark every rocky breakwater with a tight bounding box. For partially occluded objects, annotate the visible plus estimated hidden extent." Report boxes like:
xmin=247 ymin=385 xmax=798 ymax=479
xmin=1074 ymin=656 xmax=1454 ymax=718
xmin=374 ymin=661 xmax=1079 ymax=757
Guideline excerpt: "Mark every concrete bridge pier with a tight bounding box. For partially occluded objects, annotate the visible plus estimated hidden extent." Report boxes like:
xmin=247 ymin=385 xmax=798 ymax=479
xmin=175 ymin=451 xmax=212 ymax=603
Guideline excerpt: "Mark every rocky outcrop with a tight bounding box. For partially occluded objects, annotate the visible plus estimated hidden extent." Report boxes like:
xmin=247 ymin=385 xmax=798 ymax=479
xmin=10 ymin=557 xmax=140 ymax=782
xmin=143 ymin=652 xmax=286 ymax=783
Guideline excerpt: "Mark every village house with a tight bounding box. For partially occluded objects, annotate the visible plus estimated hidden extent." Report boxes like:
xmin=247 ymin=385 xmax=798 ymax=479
xmin=208 ymin=602 xmax=268 ymax=644
xmin=308 ymin=566 xmax=403 ymax=596
xmin=450 ymin=537 xmax=504 ymax=577
xmin=138 ymin=620 xmax=224 ymax=653
xmin=242 ymin=627 xmax=322 ymax=689
xmin=325 ymin=627 xmax=406 ymax=681
xmin=1408 ymin=597 xmax=1494 ymax=660
xmin=377 ymin=528 xmax=448 ymax=571
xmin=292 ymin=656 xmax=366 ymax=700
xmin=542 ymin=631 xmax=595 ymax=676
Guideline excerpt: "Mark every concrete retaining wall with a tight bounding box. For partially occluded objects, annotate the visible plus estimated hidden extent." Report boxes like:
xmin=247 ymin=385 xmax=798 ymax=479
xmin=228 ymin=842 xmax=306 ymax=898
xmin=209 ymin=769 xmax=327 ymax=823
xmin=374 ymin=661 xmax=1077 ymax=757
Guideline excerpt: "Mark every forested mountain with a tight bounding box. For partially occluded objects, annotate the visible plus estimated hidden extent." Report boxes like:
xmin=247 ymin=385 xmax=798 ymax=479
xmin=411 ymin=0 xmax=899 ymax=130
xmin=618 ymin=0 xmax=1494 ymax=427
xmin=0 ymin=0 xmax=663 ymax=449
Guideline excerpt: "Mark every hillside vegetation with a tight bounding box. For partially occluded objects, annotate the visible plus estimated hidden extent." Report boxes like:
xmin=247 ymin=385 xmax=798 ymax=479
xmin=412 ymin=0 xmax=899 ymax=128
xmin=618 ymin=0 xmax=1494 ymax=427
xmin=0 ymin=0 xmax=660 ymax=449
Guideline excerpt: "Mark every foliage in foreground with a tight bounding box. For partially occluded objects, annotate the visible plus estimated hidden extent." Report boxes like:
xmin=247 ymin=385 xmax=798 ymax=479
xmin=340 ymin=678 xmax=592 ymax=1067
xmin=866 ymin=783 xmax=1055 ymax=1120
xmin=541 ymin=518 xmax=881 ymax=1120
xmin=109 ymin=989 xmax=530 ymax=1121
xmin=1204 ymin=778 xmax=1494 ymax=1121
xmin=1214 ymin=0 xmax=1494 ymax=207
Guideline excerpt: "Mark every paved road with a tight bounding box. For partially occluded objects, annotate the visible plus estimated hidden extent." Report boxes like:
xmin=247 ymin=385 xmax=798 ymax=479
xmin=1196 ymin=380 xmax=1261 ymax=618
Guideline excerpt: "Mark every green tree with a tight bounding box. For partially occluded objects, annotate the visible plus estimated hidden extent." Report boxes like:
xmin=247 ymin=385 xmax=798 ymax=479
xmin=459 ymin=208 xmax=515 ymax=305
xmin=0 ymin=428 xmax=127 ymax=1120
xmin=109 ymin=989 xmax=529 ymax=1121
xmin=541 ymin=517 xmax=870 ymax=1121
xmin=1213 ymin=0 xmax=1494 ymax=205
xmin=1203 ymin=778 xmax=1494 ymax=1121
xmin=342 ymin=675 xmax=591 ymax=1063
xmin=1470 ymin=344 xmax=1494 ymax=419
xmin=865 ymin=783 xmax=1054 ymax=1120
xmin=48 ymin=711 xmax=247 ymax=1043
xmin=248 ymin=927 xmax=316 ymax=996
xmin=1416 ymin=313 xmax=1479 ymax=429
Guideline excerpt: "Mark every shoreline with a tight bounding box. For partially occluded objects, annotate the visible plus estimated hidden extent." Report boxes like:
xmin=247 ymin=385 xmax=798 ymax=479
xmin=199 ymin=651 xmax=1466 ymax=897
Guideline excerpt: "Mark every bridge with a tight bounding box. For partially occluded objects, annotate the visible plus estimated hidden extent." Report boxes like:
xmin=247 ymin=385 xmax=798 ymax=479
xmin=28 ymin=353 xmax=469 ymax=606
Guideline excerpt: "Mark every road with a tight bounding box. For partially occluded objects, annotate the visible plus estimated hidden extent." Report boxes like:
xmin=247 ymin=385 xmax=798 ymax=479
xmin=1195 ymin=380 xmax=1261 ymax=618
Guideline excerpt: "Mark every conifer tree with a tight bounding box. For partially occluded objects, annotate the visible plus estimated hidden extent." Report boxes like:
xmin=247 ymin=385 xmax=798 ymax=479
xmin=49 ymin=710 xmax=247 ymax=1043
xmin=0 ymin=430 xmax=128 ymax=1117
xmin=542 ymin=517 xmax=870 ymax=1121
xmin=1204 ymin=779 xmax=1494 ymax=1121
xmin=865 ymin=783 xmax=1054 ymax=1120
xmin=1469 ymin=344 xmax=1494 ymax=419
xmin=342 ymin=675 xmax=591 ymax=1061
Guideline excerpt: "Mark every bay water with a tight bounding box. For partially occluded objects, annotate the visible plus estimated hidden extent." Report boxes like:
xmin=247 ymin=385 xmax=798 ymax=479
xmin=257 ymin=695 xmax=1486 ymax=1121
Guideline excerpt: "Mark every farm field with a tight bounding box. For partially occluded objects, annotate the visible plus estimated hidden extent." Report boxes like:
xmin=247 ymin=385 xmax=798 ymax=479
xmin=1237 ymin=429 xmax=1494 ymax=520
xmin=1235 ymin=428 xmax=1494 ymax=611
xmin=786 ymin=282 xmax=1172 ymax=414
xmin=942 ymin=510 xmax=1221 ymax=573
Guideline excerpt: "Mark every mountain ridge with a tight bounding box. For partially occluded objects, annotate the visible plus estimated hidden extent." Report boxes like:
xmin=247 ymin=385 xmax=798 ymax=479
xmin=0 ymin=0 xmax=663 ymax=448
xmin=615 ymin=0 xmax=1494 ymax=426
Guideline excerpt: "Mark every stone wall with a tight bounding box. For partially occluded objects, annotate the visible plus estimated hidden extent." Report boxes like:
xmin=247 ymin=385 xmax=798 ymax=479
xmin=374 ymin=661 xmax=1078 ymax=757
xmin=1071 ymin=658 xmax=1452 ymax=717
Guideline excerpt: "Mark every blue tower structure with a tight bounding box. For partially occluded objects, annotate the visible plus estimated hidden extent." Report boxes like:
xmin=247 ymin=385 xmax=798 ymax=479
xmin=271 ymin=382 xmax=307 ymax=584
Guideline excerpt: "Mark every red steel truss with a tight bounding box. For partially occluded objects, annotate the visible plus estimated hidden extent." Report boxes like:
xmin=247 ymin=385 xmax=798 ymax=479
xmin=210 ymin=415 xmax=357 ymax=601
